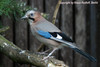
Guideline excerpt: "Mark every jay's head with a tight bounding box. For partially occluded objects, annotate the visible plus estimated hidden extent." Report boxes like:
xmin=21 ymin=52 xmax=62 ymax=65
xmin=22 ymin=10 xmax=43 ymax=24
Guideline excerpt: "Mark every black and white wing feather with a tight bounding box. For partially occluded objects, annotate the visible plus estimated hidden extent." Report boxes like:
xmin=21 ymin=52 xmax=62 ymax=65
xmin=49 ymin=32 xmax=74 ymax=42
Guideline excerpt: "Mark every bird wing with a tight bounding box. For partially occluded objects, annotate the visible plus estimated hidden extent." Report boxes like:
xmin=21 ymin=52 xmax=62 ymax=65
xmin=37 ymin=30 xmax=76 ymax=48
xmin=37 ymin=30 xmax=97 ymax=62
xmin=36 ymin=20 xmax=61 ymax=32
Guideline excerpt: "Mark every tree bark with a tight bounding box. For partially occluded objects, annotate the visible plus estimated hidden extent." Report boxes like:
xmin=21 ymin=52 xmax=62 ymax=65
xmin=0 ymin=35 xmax=68 ymax=67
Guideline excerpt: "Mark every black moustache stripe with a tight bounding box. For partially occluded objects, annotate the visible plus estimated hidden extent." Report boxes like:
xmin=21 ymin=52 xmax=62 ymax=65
xmin=29 ymin=17 xmax=35 ymax=21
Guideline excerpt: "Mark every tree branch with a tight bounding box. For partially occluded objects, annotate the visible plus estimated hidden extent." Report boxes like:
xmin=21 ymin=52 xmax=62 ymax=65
xmin=52 ymin=0 xmax=62 ymax=24
xmin=0 ymin=26 xmax=9 ymax=33
xmin=0 ymin=35 xmax=68 ymax=67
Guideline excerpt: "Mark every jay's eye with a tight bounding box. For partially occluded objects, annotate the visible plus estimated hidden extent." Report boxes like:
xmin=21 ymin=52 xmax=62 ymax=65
xmin=30 ymin=13 xmax=33 ymax=16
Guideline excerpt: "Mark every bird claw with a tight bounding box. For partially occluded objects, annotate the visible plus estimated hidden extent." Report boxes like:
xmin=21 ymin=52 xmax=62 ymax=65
xmin=42 ymin=56 xmax=49 ymax=60
xmin=50 ymin=56 xmax=54 ymax=58
xmin=42 ymin=56 xmax=54 ymax=60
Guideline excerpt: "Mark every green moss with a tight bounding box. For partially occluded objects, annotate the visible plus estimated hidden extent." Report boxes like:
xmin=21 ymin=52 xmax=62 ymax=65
xmin=0 ymin=0 xmax=31 ymax=19
xmin=0 ymin=0 xmax=49 ymax=22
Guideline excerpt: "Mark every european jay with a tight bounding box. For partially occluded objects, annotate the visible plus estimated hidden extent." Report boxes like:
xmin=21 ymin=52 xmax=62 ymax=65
xmin=22 ymin=10 xmax=96 ymax=62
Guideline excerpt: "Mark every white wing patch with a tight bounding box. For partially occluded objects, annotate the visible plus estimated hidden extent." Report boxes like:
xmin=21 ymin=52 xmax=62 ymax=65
xmin=56 ymin=34 xmax=62 ymax=39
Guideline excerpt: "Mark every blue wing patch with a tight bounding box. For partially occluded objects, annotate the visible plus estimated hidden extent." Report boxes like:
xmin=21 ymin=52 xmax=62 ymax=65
xmin=37 ymin=30 xmax=51 ymax=39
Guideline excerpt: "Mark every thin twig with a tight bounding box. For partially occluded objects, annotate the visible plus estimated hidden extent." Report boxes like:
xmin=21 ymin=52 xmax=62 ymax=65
xmin=52 ymin=0 xmax=62 ymax=24
xmin=37 ymin=43 xmax=45 ymax=51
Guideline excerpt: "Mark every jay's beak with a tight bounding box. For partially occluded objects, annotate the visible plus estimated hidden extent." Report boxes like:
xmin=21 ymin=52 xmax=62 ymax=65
xmin=21 ymin=15 xmax=28 ymax=20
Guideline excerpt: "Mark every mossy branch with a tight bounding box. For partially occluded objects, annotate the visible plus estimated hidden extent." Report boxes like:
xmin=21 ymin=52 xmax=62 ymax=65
xmin=0 ymin=35 xmax=68 ymax=67
xmin=0 ymin=26 xmax=9 ymax=33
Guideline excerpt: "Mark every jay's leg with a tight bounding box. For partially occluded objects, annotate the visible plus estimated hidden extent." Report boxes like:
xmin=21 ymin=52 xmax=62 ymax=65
xmin=38 ymin=48 xmax=52 ymax=55
xmin=43 ymin=48 xmax=58 ymax=60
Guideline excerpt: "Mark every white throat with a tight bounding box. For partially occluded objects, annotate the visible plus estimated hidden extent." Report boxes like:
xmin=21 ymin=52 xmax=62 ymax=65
xmin=28 ymin=19 xmax=33 ymax=25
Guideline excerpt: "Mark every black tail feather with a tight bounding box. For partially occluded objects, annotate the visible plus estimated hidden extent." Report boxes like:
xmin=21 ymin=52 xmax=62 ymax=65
xmin=50 ymin=37 xmax=96 ymax=62
xmin=72 ymin=48 xmax=96 ymax=62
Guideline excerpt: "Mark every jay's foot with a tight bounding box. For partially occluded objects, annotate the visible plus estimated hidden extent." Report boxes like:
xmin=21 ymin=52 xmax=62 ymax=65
xmin=37 ymin=49 xmax=52 ymax=55
xmin=42 ymin=48 xmax=57 ymax=60
xmin=42 ymin=56 xmax=54 ymax=60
